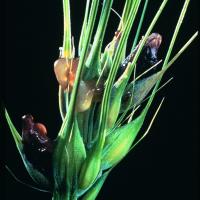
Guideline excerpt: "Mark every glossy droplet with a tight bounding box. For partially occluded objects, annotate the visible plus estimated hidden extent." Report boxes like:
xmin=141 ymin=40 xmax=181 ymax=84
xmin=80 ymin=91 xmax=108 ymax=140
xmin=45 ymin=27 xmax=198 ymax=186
xmin=33 ymin=123 xmax=47 ymax=136
xmin=122 ymin=91 xmax=132 ymax=103
xmin=54 ymin=58 xmax=68 ymax=89
xmin=75 ymin=80 xmax=105 ymax=112
xmin=54 ymin=58 xmax=79 ymax=91
xmin=22 ymin=114 xmax=34 ymax=130
xmin=93 ymin=82 xmax=104 ymax=102
xmin=67 ymin=58 xmax=79 ymax=89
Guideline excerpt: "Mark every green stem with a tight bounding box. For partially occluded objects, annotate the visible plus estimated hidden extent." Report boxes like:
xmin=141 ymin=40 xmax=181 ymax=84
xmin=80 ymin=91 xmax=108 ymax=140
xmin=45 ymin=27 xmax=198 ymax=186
xmin=62 ymin=0 xmax=72 ymax=58
xmin=131 ymin=0 xmax=149 ymax=51
xmin=86 ymin=0 xmax=113 ymax=66
xmin=167 ymin=31 xmax=198 ymax=68
xmin=118 ymin=0 xmax=132 ymax=30
xmin=163 ymin=0 xmax=190 ymax=68
xmin=79 ymin=0 xmax=91 ymax=56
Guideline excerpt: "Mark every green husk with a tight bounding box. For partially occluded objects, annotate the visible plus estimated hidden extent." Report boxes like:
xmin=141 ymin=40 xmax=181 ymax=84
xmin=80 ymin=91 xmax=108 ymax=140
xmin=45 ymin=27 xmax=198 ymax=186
xmin=102 ymin=113 xmax=145 ymax=170
xmin=81 ymin=171 xmax=110 ymax=200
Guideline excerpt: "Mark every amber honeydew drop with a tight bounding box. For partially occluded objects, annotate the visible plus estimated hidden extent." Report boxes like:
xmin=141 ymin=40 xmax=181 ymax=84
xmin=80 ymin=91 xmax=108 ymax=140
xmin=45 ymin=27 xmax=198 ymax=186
xmin=54 ymin=58 xmax=79 ymax=91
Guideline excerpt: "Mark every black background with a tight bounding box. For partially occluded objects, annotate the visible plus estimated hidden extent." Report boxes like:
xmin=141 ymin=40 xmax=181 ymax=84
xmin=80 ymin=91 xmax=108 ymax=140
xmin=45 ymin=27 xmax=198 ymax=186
xmin=2 ymin=0 xmax=199 ymax=200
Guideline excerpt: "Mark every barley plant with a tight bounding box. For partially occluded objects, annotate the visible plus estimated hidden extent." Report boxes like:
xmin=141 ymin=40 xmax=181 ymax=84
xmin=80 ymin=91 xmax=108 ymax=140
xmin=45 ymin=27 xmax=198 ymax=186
xmin=5 ymin=0 xmax=197 ymax=200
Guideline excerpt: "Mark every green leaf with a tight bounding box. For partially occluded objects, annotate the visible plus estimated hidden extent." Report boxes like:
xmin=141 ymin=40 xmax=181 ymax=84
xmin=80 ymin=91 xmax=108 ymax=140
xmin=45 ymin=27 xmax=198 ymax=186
xmin=53 ymin=143 xmax=69 ymax=191
xmin=5 ymin=166 xmax=51 ymax=193
xmin=82 ymin=171 xmax=110 ymax=200
xmin=120 ymin=71 xmax=162 ymax=112
xmin=73 ymin=118 xmax=87 ymax=172
xmin=132 ymin=72 xmax=162 ymax=105
xmin=58 ymin=118 xmax=86 ymax=194
xmin=5 ymin=109 xmax=22 ymax=151
xmin=5 ymin=109 xmax=50 ymax=188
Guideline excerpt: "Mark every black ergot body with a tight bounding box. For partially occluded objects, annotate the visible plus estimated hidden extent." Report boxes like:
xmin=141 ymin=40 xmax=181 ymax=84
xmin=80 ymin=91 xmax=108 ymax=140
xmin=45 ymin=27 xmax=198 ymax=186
xmin=117 ymin=33 xmax=162 ymax=78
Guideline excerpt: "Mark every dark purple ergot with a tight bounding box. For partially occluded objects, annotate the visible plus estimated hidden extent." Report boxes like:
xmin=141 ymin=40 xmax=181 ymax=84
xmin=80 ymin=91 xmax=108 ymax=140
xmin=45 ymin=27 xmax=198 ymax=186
xmin=144 ymin=33 xmax=162 ymax=65
xmin=22 ymin=115 xmax=53 ymax=176
xmin=118 ymin=33 xmax=162 ymax=78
